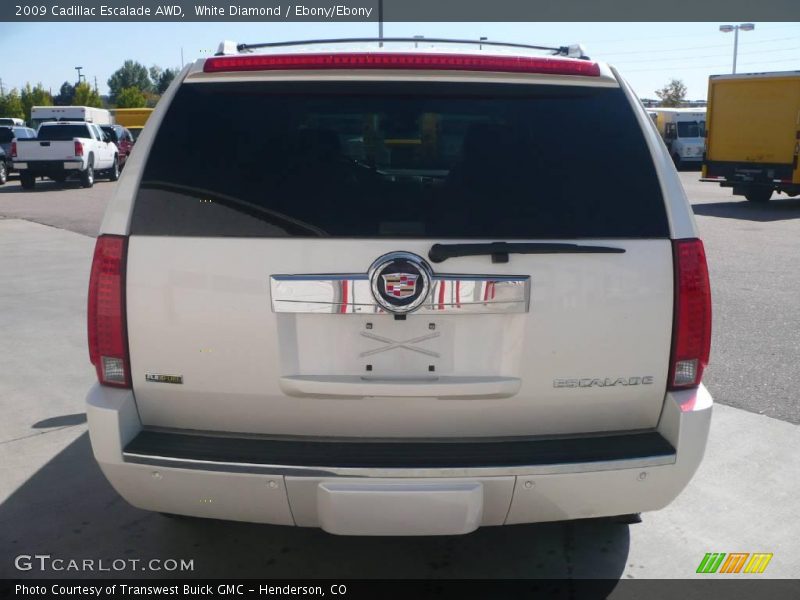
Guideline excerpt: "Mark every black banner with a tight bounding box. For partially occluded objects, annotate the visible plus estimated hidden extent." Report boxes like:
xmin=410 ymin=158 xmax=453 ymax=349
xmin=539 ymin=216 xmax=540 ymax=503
xmin=2 ymin=580 xmax=800 ymax=600
xmin=2 ymin=0 xmax=800 ymax=22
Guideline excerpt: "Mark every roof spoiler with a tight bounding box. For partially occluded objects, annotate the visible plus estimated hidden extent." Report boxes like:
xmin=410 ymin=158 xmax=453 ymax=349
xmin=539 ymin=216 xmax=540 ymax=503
xmin=216 ymin=38 xmax=590 ymax=60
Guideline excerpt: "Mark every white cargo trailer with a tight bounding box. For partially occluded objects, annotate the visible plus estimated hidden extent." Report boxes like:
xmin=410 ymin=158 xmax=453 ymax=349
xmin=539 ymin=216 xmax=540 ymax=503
xmin=31 ymin=106 xmax=112 ymax=129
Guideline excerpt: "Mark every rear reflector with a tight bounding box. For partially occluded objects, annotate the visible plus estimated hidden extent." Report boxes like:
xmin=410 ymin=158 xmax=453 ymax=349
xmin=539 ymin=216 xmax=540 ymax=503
xmin=203 ymin=53 xmax=601 ymax=77
xmin=88 ymin=235 xmax=131 ymax=388
xmin=668 ymin=239 xmax=712 ymax=390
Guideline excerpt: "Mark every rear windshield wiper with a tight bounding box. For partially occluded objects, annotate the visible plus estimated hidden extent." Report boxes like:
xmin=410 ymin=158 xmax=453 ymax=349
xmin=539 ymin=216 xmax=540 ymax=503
xmin=428 ymin=242 xmax=626 ymax=263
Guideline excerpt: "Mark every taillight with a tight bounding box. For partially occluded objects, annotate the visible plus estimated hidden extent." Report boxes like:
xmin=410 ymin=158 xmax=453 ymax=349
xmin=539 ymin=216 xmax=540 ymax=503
xmin=203 ymin=52 xmax=601 ymax=77
xmin=87 ymin=235 xmax=131 ymax=388
xmin=74 ymin=140 xmax=83 ymax=157
xmin=668 ymin=239 xmax=712 ymax=390
xmin=10 ymin=141 xmax=17 ymax=158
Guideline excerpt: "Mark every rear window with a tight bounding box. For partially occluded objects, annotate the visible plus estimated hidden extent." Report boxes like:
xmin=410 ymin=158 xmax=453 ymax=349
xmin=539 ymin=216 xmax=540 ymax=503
xmin=0 ymin=129 xmax=13 ymax=143
xmin=132 ymin=81 xmax=668 ymax=238
xmin=37 ymin=124 xmax=91 ymax=141
xmin=101 ymin=126 xmax=119 ymax=142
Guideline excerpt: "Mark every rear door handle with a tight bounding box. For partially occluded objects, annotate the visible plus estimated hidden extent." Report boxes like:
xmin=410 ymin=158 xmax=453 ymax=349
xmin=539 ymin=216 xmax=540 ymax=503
xmin=279 ymin=375 xmax=521 ymax=399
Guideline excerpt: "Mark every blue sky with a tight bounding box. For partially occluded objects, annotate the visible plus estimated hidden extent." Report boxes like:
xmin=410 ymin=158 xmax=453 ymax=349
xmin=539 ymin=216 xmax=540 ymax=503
xmin=0 ymin=21 xmax=798 ymax=99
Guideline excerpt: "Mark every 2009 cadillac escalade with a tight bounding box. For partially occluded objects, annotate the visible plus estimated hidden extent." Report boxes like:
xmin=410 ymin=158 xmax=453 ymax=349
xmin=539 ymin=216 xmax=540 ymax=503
xmin=86 ymin=39 xmax=713 ymax=536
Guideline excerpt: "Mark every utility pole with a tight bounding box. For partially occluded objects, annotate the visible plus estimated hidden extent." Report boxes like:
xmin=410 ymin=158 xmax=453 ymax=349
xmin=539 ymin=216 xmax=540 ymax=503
xmin=75 ymin=66 xmax=85 ymax=85
xmin=378 ymin=0 xmax=383 ymax=47
xmin=0 ymin=77 xmax=5 ymax=97
xmin=181 ymin=47 xmax=184 ymax=68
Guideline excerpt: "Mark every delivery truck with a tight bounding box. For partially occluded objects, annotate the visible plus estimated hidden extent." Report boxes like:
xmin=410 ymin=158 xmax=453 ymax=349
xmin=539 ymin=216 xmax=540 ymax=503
xmin=110 ymin=107 xmax=153 ymax=140
xmin=31 ymin=106 xmax=112 ymax=129
xmin=702 ymin=71 xmax=800 ymax=203
xmin=650 ymin=108 xmax=706 ymax=169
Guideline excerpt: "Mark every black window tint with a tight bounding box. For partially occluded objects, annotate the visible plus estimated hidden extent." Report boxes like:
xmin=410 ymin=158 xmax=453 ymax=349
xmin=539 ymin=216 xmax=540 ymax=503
xmin=132 ymin=82 xmax=668 ymax=238
xmin=38 ymin=125 xmax=91 ymax=141
xmin=0 ymin=129 xmax=13 ymax=143
xmin=101 ymin=126 xmax=119 ymax=142
xmin=677 ymin=121 xmax=701 ymax=138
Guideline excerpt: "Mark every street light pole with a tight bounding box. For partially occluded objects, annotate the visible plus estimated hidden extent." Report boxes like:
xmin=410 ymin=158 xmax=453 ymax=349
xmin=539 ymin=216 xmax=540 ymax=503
xmin=378 ymin=0 xmax=383 ymax=47
xmin=719 ymin=23 xmax=754 ymax=74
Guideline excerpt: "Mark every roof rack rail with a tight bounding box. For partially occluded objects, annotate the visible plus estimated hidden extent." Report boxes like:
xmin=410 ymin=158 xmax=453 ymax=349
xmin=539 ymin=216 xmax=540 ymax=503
xmin=224 ymin=38 xmax=589 ymax=60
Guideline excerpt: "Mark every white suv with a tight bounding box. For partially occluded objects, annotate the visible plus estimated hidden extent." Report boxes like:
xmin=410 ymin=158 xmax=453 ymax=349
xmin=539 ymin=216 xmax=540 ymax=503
xmin=86 ymin=39 xmax=713 ymax=536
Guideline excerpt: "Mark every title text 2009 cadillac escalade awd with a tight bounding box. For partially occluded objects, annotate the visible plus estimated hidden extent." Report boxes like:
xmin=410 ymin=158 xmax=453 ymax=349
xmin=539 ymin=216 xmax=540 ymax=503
xmin=86 ymin=40 xmax=712 ymax=536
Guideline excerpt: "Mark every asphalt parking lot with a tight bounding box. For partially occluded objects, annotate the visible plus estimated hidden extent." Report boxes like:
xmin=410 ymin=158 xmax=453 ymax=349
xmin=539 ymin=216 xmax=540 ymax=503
xmin=0 ymin=172 xmax=799 ymax=582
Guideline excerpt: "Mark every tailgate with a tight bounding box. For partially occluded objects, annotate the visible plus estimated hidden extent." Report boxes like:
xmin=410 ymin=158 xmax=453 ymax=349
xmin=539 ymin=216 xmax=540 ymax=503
xmin=126 ymin=237 xmax=672 ymax=437
xmin=16 ymin=139 xmax=78 ymax=161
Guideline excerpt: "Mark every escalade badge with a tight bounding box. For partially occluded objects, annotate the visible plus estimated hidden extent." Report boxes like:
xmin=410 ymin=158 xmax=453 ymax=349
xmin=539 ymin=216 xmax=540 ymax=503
xmin=369 ymin=252 xmax=432 ymax=314
xmin=145 ymin=373 xmax=183 ymax=384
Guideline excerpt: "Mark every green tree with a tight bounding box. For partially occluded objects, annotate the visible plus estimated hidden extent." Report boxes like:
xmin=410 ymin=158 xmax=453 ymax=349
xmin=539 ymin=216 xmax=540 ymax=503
xmin=155 ymin=68 xmax=177 ymax=94
xmin=143 ymin=90 xmax=161 ymax=108
xmin=73 ymin=82 xmax=103 ymax=108
xmin=0 ymin=89 xmax=25 ymax=121
xmin=147 ymin=65 xmax=176 ymax=95
xmin=655 ymin=79 xmax=688 ymax=107
xmin=54 ymin=81 xmax=76 ymax=106
xmin=115 ymin=86 xmax=147 ymax=108
xmin=149 ymin=65 xmax=162 ymax=85
xmin=108 ymin=60 xmax=152 ymax=102
xmin=20 ymin=83 xmax=53 ymax=122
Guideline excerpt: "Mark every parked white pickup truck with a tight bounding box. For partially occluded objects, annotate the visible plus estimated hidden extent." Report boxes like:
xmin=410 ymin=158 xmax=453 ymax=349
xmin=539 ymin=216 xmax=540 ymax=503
xmin=13 ymin=121 xmax=120 ymax=189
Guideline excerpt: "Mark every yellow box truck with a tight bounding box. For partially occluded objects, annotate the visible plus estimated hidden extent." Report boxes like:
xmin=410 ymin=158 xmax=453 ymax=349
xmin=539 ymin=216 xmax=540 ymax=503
xmin=702 ymin=71 xmax=800 ymax=203
xmin=110 ymin=108 xmax=154 ymax=141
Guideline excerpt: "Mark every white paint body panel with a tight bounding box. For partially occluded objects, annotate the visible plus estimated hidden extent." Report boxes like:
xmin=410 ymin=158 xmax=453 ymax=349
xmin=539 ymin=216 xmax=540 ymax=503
xmin=86 ymin=384 xmax=712 ymax=530
xmin=315 ymin=481 xmax=485 ymax=535
xmin=126 ymin=237 xmax=673 ymax=437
